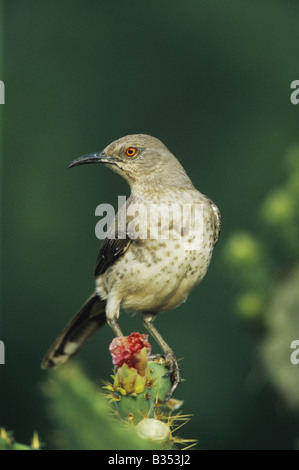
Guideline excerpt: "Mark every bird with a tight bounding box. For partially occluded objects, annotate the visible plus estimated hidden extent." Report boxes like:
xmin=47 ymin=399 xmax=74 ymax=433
xmin=41 ymin=134 xmax=220 ymax=398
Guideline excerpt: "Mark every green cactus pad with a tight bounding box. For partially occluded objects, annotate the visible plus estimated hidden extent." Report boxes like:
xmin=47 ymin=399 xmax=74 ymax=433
xmin=113 ymin=392 xmax=154 ymax=425
xmin=112 ymin=358 xmax=173 ymax=425
xmin=146 ymin=359 xmax=172 ymax=403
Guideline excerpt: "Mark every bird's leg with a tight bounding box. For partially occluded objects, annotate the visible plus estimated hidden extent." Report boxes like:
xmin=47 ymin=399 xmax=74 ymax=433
xmin=107 ymin=317 xmax=123 ymax=336
xmin=142 ymin=312 xmax=181 ymax=400
xmin=106 ymin=300 xmax=123 ymax=336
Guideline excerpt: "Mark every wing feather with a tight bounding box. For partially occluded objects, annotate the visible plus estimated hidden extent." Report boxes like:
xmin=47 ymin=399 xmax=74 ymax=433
xmin=94 ymin=198 xmax=132 ymax=276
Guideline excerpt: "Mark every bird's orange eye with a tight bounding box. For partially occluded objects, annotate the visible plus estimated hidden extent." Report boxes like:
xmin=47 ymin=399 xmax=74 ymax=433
xmin=125 ymin=147 xmax=137 ymax=157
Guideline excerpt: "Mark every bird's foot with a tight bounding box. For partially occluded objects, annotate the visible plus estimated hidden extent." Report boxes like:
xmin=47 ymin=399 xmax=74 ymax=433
xmin=149 ymin=352 xmax=181 ymax=401
xmin=149 ymin=353 xmax=164 ymax=362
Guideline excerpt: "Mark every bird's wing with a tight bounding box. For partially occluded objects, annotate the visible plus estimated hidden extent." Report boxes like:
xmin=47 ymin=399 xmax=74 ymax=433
xmin=94 ymin=237 xmax=131 ymax=276
xmin=211 ymin=200 xmax=221 ymax=245
xmin=205 ymin=196 xmax=221 ymax=246
xmin=94 ymin=199 xmax=132 ymax=276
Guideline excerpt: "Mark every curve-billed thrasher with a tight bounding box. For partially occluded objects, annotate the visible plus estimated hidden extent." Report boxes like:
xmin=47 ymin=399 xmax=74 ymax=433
xmin=41 ymin=134 xmax=220 ymax=398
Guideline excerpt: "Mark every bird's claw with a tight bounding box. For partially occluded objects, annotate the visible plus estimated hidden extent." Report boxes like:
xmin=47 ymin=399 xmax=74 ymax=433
xmin=149 ymin=352 xmax=181 ymax=401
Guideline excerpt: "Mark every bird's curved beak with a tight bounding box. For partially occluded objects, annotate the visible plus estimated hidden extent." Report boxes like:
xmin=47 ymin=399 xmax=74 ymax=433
xmin=68 ymin=151 xmax=116 ymax=169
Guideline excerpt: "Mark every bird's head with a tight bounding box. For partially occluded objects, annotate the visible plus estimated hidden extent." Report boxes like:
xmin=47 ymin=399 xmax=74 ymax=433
xmin=69 ymin=134 xmax=193 ymax=190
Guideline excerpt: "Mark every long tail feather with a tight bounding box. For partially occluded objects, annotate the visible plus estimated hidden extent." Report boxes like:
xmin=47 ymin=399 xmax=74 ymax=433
xmin=41 ymin=292 xmax=106 ymax=369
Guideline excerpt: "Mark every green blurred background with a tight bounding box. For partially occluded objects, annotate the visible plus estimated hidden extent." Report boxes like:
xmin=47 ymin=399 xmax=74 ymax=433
xmin=1 ymin=0 xmax=299 ymax=449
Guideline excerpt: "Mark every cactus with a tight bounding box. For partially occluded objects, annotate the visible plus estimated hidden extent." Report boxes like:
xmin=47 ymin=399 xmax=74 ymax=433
xmin=42 ymin=361 xmax=194 ymax=449
xmin=110 ymin=363 xmax=169 ymax=423
xmin=223 ymin=143 xmax=299 ymax=414
xmin=106 ymin=333 xmax=172 ymax=424
xmin=0 ymin=428 xmax=41 ymax=450
xmin=106 ymin=356 xmax=173 ymax=422
xmin=223 ymin=144 xmax=299 ymax=322
xmin=103 ymin=332 xmax=195 ymax=448
xmin=260 ymin=263 xmax=299 ymax=411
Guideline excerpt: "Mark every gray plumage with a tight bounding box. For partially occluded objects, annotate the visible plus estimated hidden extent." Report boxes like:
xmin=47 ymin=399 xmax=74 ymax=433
xmin=41 ymin=134 xmax=220 ymax=396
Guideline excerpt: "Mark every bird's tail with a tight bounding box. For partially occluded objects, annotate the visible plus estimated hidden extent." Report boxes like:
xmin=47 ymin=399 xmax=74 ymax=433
xmin=41 ymin=292 xmax=106 ymax=369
